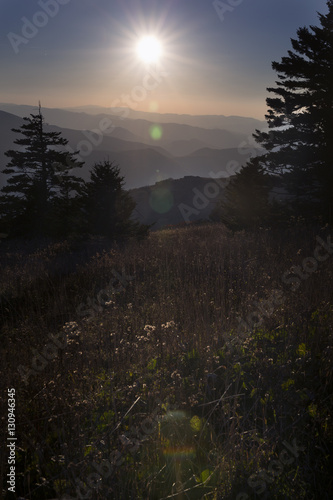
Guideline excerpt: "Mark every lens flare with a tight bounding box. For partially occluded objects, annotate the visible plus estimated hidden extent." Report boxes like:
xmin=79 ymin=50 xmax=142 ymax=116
xmin=150 ymin=124 xmax=163 ymax=140
xmin=149 ymin=186 xmax=173 ymax=214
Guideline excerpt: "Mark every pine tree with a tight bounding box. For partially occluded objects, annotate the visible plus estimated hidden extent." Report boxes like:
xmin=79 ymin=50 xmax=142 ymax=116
xmin=252 ymin=1 xmax=333 ymax=221
xmin=0 ymin=104 xmax=84 ymax=236
xmin=82 ymin=160 xmax=149 ymax=240
xmin=210 ymin=159 xmax=273 ymax=231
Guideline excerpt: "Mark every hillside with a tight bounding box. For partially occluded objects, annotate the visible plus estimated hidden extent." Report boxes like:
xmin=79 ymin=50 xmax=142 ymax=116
xmin=0 ymin=103 xmax=266 ymax=134
xmin=0 ymin=109 xmax=255 ymax=189
xmin=0 ymin=223 xmax=332 ymax=499
xmin=129 ymin=176 xmax=229 ymax=229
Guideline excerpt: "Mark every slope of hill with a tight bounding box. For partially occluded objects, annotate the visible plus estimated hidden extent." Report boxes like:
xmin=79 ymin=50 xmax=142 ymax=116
xmin=63 ymin=104 xmax=266 ymax=133
xmin=2 ymin=223 xmax=331 ymax=499
xmin=115 ymin=118 xmax=247 ymax=151
xmin=161 ymin=138 xmax=210 ymax=156
xmin=0 ymin=110 xmax=27 ymax=150
xmin=0 ymin=103 xmax=261 ymax=150
xmin=0 ymin=111 xmax=29 ymax=187
xmin=78 ymin=148 xmax=185 ymax=189
xmin=129 ymin=176 xmax=229 ymax=229
xmin=0 ymin=110 xmax=254 ymax=189
xmin=178 ymin=147 xmax=251 ymax=177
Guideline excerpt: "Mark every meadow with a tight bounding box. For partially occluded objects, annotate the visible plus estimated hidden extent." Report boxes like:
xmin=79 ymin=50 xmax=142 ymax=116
xmin=0 ymin=222 xmax=332 ymax=499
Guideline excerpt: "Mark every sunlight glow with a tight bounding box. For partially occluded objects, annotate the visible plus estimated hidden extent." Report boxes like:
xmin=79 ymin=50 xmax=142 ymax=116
xmin=136 ymin=36 xmax=162 ymax=64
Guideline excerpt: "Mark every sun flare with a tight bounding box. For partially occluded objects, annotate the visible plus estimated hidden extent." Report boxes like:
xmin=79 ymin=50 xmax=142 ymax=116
xmin=136 ymin=36 xmax=162 ymax=64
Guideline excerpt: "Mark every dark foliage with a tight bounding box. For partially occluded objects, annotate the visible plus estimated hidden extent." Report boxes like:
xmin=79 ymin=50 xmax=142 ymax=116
xmin=252 ymin=1 xmax=333 ymax=221
xmin=211 ymin=159 xmax=274 ymax=230
xmin=81 ymin=160 xmax=150 ymax=240
xmin=0 ymin=109 xmax=149 ymax=241
xmin=0 ymin=104 xmax=84 ymax=237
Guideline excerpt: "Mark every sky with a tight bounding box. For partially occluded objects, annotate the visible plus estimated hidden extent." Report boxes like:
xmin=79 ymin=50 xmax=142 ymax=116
xmin=0 ymin=0 xmax=329 ymax=119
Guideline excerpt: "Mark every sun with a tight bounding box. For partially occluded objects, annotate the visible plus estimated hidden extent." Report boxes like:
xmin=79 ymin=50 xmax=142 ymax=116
xmin=136 ymin=36 xmax=162 ymax=64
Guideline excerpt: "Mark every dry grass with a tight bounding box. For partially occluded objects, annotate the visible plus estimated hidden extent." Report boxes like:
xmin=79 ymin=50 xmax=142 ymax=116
xmin=0 ymin=222 xmax=332 ymax=499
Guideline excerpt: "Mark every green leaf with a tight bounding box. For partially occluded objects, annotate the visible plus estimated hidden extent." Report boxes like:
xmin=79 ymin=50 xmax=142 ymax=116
xmin=297 ymin=343 xmax=307 ymax=357
xmin=147 ymin=357 xmax=157 ymax=371
xmin=200 ymin=469 xmax=211 ymax=483
xmin=281 ymin=378 xmax=295 ymax=391
xmin=190 ymin=415 xmax=202 ymax=433
xmin=84 ymin=445 xmax=92 ymax=457
xmin=250 ymin=388 xmax=257 ymax=398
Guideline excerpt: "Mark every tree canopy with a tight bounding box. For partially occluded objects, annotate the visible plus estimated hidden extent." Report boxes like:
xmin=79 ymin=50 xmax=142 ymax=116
xmin=212 ymin=1 xmax=333 ymax=228
xmin=252 ymin=1 xmax=333 ymax=221
xmin=0 ymin=107 xmax=149 ymax=241
xmin=81 ymin=160 xmax=149 ymax=240
xmin=0 ymin=104 xmax=83 ymax=236
xmin=211 ymin=159 xmax=273 ymax=231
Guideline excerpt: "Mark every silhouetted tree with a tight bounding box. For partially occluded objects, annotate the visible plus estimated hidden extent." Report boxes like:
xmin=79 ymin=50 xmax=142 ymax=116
xmin=0 ymin=104 xmax=83 ymax=236
xmin=252 ymin=1 xmax=333 ymax=221
xmin=82 ymin=160 xmax=149 ymax=240
xmin=211 ymin=159 xmax=273 ymax=230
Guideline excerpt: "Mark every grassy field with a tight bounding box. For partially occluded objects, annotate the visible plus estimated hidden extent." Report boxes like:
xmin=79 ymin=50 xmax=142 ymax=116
xmin=1 ymin=222 xmax=332 ymax=499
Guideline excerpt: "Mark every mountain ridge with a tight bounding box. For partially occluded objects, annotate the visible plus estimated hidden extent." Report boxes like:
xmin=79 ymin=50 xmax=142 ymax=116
xmin=0 ymin=108 xmax=258 ymax=189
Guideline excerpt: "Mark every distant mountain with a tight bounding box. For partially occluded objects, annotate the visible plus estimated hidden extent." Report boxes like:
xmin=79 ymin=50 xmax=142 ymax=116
xmin=63 ymin=104 xmax=266 ymax=134
xmin=0 ymin=104 xmax=109 ymax=132
xmin=48 ymin=124 xmax=168 ymax=155
xmin=178 ymin=147 xmax=264 ymax=177
xmin=112 ymin=118 xmax=247 ymax=151
xmin=0 ymin=108 xmax=256 ymax=190
xmin=110 ymin=127 xmax=143 ymax=143
xmin=0 ymin=111 xmax=178 ymax=190
xmin=0 ymin=111 xmax=29 ymax=187
xmin=0 ymin=103 xmax=251 ymax=152
xmin=76 ymin=148 xmax=185 ymax=189
xmin=158 ymin=138 xmax=208 ymax=156
xmin=129 ymin=176 xmax=230 ymax=230
xmin=0 ymin=110 xmax=23 ymax=142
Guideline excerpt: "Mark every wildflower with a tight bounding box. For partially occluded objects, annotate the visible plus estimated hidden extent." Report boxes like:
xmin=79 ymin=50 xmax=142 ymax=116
xmin=63 ymin=321 xmax=80 ymax=335
xmin=62 ymin=321 xmax=81 ymax=343
xmin=144 ymin=325 xmax=156 ymax=333
xmin=161 ymin=321 xmax=175 ymax=329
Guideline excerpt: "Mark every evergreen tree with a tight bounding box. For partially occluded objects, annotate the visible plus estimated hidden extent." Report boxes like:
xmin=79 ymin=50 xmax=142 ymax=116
xmin=50 ymin=173 xmax=85 ymax=237
xmin=211 ymin=159 xmax=273 ymax=231
xmin=252 ymin=1 xmax=333 ymax=221
xmin=0 ymin=104 xmax=84 ymax=236
xmin=82 ymin=160 xmax=149 ymax=240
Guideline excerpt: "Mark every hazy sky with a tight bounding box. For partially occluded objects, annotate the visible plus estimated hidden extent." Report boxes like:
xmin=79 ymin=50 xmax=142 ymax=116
xmin=0 ymin=0 xmax=329 ymax=119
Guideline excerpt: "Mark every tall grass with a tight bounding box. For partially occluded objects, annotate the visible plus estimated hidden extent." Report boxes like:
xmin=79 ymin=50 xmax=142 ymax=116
xmin=1 ymin=222 xmax=332 ymax=499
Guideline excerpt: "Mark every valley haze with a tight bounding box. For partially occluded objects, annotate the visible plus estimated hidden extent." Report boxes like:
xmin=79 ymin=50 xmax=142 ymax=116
xmin=0 ymin=103 xmax=264 ymax=192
